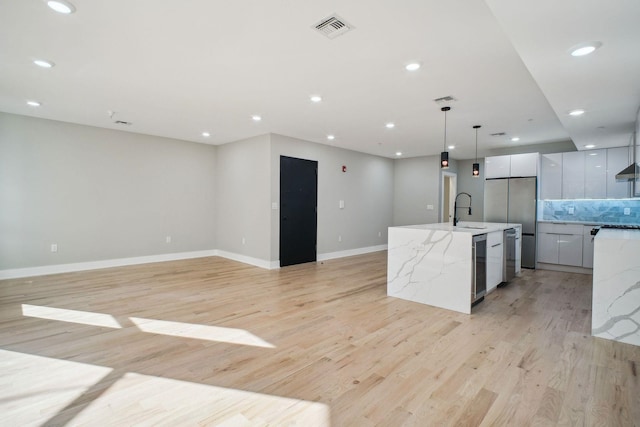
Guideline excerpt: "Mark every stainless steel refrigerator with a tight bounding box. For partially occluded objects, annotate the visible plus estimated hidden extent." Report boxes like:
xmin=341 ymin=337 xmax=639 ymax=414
xmin=484 ymin=177 xmax=537 ymax=268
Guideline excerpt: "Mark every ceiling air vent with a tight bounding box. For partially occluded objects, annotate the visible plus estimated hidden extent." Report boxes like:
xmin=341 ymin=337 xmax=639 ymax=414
xmin=434 ymin=96 xmax=457 ymax=104
xmin=114 ymin=120 xmax=132 ymax=126
xmin=313 ymin=14 xmax=355 ymax=39
xmin=490 ymin=132 xmax=506 ymax=137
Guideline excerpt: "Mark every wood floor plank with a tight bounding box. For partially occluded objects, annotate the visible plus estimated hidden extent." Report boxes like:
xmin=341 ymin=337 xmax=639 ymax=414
xmin=1 ymin=252 xmax=640 ymax=426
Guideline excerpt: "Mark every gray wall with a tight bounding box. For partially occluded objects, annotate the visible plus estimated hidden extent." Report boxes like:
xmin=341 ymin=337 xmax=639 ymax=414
xmin=0 ymin=113 xmax=217 ymax=269
xmin=270 ymin=134 xmax=394 ymax=261
xmin=455 ymin=159 xmax=485 ymax=222
xmin=393 ymin=156 xmax=442 ymax=226
xmin=216 ymin=134 xmax=271 ymax=261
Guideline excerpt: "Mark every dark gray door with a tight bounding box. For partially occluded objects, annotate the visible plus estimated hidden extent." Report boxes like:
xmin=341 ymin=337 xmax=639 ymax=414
xmin=280 ymin=156 xmax=317 ymax=267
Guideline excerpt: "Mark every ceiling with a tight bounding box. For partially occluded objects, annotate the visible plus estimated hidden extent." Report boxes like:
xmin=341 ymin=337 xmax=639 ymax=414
xmin=1 ymin=0 xmax=639 ymax=160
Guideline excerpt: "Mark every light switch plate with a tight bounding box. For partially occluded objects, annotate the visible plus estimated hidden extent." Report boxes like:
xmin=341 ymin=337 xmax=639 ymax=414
xmin=427 ymin=204 xmax=434 ymax=210
xmin=272 ymin=202 xmax=278 ymax=210
xmin=339 ymin=200 xmax=345 ymax=209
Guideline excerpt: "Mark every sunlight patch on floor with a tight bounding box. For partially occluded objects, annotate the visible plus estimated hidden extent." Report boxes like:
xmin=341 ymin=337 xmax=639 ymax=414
xmin=129 ymin=317 xmax=276 ymax=348
xmin=21 ymin=304 xmax=123 ymax=328
xmin=72 ymin=372 xmax=330 ymax=426
xmin=0 ymin=349 xmax=113 ymax=426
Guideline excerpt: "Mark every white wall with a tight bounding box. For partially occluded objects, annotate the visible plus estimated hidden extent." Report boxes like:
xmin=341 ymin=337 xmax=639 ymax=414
xmin=0 ymin=113 xmax=217 ymax=270
xmin=270 ymin=134 xmax=394 ymax=261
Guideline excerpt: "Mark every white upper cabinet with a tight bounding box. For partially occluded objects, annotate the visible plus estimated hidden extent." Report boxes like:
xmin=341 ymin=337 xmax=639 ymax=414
xmin=562 ymin=151 xmax=585 ymax=199
xmin=510 ymin=153 xmax=538 ymax=177
xmin=540 ymin=153 xmax=562 ymax=199
xmin=584 ymin=149 xmax=607 ymax=198
xmin=485 ymin=153 xmax=537 ymax=179
xmin=539 ymin=148 xmax=632 ymax=200
xmin=606 ymin=146 xmax=631 ymax=199
xmin=485 ymin=155 xmax=511 ymax=179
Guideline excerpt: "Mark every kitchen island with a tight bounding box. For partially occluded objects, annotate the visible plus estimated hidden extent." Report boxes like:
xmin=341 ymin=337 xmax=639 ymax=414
xmin=387 ymin=222 xmax=521 ymax=314
xmin=592 ymin=228 xmax=640 ymax=346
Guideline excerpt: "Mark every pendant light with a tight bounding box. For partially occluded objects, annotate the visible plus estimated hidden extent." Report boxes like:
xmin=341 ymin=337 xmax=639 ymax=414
xmin=440 ymin=106 xmax=450 ymax=169
xmin=472 ymin=125 xmax=481 ymax=177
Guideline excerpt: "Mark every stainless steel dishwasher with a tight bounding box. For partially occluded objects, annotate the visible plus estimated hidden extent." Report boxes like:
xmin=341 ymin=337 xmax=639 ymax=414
xmin=472 ymin=233 xmax=487 ymax=305
xmin=501 ymin=228 xmax=517 ymax=286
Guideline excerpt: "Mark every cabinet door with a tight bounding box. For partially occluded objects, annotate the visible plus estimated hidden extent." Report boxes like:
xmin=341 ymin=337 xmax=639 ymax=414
xmin=537 ymin=232 xmax=559 ymax=264
xmin=558 ymin=233 xmax=583 ymax=266
xmin=485 ymin=155 xmax=511 ymax=179
xmin=584 ymin=149 xmax=606 ymax=198
xmin=510 ymin=153 xmax=538 ymax=177
xmin=562 ymin=151 xmax=585 ymax=199
xmin=582 ymin=225 xmax=595 ymax=268
xmin=486 ymin=231 xmax=503 ymax=291
xmin=607 ymin=146 xmax=631 ymax=198
xmin=540 ymin=153 xmax=562 ymax=199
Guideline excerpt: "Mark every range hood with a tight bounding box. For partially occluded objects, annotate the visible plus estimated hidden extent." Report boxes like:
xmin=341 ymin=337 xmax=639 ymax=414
xmin=615 ymin=163 xmax=639 ymax=180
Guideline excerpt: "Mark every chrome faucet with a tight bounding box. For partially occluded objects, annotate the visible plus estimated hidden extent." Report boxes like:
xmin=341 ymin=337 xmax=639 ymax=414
xmin=453 ymin=192 xmax=472 ymax=226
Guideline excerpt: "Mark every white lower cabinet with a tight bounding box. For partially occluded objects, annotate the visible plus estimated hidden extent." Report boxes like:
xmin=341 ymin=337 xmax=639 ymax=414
xmin=537 ymin=223 xmax=583 ymax=267
xmin=486 ymin=231 xmax=503 ymax=292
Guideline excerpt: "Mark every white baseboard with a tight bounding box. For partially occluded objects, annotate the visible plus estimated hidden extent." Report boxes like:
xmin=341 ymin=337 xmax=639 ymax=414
xmin=0 ymin=250 xmax=217 ymax=280
xmin=317 ymin=244 xmax=388 ymax=262
xmin=0 ymin=245 xmax=387 ymax=280
xmin=215 ymin=250 xmax=278 ymax=270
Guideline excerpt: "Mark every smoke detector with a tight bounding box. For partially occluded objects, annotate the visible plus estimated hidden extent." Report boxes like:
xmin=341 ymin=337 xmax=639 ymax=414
xmin=313 ymin=14 xmax=355 ymax=39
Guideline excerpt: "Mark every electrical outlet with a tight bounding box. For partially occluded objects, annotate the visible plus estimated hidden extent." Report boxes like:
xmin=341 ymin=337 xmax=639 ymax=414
xmin=427 ymin=204 xmax=434 ymax=210
xmin=242 ymin=237 xmax=246 ymax=245
xmin=271 ymin=202 xmax=278 ymax=210
xmin=50 ymin=244 xmax=58 ymax=253
xmin=338 ymin=235 xmax=342 ymax=242
xmin=624 ymin=207 xmax=631 ymax=215
xmin=165 ymin=236 xmax=172 ymax=243
xmin=568 ymin=207 xmax=575 ymax=215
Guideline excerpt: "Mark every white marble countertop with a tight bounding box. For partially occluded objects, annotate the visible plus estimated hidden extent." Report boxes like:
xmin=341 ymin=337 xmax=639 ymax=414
xmin=538 ymin=219 xmax=637 ymax=226
xmin=595 ymin=228 xmax=640 ymax=241
xmin=392 ymin=221 xmax=521 ymax=235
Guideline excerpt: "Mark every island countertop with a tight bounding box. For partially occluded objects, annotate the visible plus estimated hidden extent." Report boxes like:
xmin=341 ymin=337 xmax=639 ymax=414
xmin=387 ymin=222 xmax=521 ymax=314
xmin=592 ymin=228 xmax=640 ymax=347
xmin=394 ymin=221 xmax=522 ymax=234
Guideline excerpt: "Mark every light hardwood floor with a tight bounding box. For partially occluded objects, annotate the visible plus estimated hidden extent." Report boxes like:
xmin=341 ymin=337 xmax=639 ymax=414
xmin=1 ymin=252 xmax=638 ymax=426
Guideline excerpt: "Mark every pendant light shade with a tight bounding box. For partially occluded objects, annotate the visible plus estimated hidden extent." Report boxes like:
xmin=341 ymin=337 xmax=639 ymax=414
xmin=440 ymin=106 xmax=451 ymax=169
xmin=472 ymin=125 xmax=481 ymax=177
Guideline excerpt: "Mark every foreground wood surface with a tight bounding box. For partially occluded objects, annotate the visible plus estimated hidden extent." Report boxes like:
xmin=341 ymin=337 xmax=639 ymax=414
xmin=1 ymin=252 xmax=638 ymax=426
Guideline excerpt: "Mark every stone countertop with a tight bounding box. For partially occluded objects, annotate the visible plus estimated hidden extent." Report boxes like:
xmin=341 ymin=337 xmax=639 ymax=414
xmin=391 ymin=222 xmax=521 ymax=235
xmin=538 ymin=219 xmax=638 ymax=226
xmin=595 ymin=228 xmax=640 ymax=241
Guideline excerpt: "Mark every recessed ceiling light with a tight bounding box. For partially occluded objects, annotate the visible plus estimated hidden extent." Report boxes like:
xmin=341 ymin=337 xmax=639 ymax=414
xmin=251 ymin=115 xmax=262 ymax=122
xmin=27 ymin=100 xmax=41 ymax=107
xmin=511 ymin=137 xmax=520 ymax=142
xmin=327 ymin=135 xmax=335 ymax=140
xmin=33 ymin=59 xmax=55 ymax=68
xmin=585 ymin=144 xmax=596 ymax=149
xmin=405 ymin=63 xmax=420 ymax=71
xmin=47 ymin=0 xmax=76 ymax=14
xmin=202 ymin=132 xmax=210 ymax=137
xmin=385 ymin=123 xmax=395 ymax=129
xmin=396 ymin=152 xmax=403 ymax=156
xmin=569 ymin=109 xmax=585 ymax=116
xmin=310 ymin=95 xmax=322 ymax=103
xmin=448 ymin=145 xmax=455 ymax=150
xmin=570 ymin=41 xmax=602 ymax=57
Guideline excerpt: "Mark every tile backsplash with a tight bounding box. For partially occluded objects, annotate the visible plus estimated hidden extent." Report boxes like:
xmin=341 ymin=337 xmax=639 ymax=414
xmin=541 ymin=199 xmax=640 ymax=224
